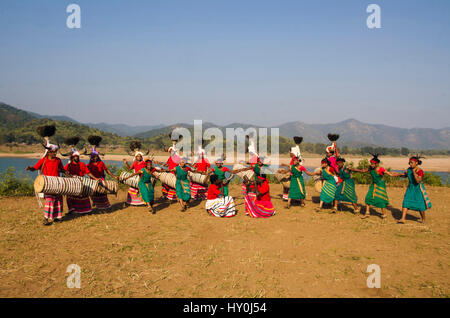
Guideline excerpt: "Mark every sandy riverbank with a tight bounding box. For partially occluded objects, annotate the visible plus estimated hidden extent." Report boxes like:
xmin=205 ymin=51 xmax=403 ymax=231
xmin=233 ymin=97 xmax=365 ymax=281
xmin=1 ymin=152 xmax=449 ymax=172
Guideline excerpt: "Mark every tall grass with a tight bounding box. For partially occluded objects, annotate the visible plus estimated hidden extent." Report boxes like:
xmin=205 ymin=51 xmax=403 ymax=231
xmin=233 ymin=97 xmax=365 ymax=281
xmin=0 ymin=167 xmax=34 ymax=196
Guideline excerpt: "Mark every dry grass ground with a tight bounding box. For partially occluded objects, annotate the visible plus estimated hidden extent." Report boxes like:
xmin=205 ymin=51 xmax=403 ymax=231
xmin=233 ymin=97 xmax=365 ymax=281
xmin=0 ymin=184 xmax=448 ymax=298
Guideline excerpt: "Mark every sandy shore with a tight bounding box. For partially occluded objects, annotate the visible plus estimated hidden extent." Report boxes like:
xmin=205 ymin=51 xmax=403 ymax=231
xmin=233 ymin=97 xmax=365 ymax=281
xmin=1 ymin=152 xmax=449 ymax=172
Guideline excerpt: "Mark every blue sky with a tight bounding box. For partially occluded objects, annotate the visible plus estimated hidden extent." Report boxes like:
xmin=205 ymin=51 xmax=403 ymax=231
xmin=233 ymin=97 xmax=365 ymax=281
xmin=0 ymin=0 xmax=449 ymax=128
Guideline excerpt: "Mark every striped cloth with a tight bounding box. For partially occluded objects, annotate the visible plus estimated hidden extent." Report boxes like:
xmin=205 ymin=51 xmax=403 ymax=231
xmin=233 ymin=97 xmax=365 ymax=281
xmin=161 ymin=184 xmax=177 ymax=201
xmin=244 ymin=193 xmax=276 ymax=218
xmin=205 ymin=196 xmax=237 ymax=217
xmin=44 ymin=194 xmax=63 ymax=219
xmin=127 ymin=187 xmax=146 ymax=206
xmin=91 ymin=194 xmax=111 ymax=210
xmin=420 ymin=183 xmax=432 ymax=209
xmin=282 ymin=187 xmax=289 ymax=201
xmin=67 ymin=195 xmax=92 ymax=214
xmin=190 ymin=182 xmax=208 ymax=200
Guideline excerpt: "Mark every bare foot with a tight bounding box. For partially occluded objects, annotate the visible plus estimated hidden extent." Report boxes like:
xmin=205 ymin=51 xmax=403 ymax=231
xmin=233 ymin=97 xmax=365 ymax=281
xmin=361 ymin=214 xmax=370 ymax=219
xmin=397 ymin=219 xmax=405 ymax=224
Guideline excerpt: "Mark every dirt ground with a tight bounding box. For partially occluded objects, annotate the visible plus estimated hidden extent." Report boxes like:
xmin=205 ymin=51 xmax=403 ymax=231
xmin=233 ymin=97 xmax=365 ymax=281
xmin=0 ymin=184 xmax=448 ymax=298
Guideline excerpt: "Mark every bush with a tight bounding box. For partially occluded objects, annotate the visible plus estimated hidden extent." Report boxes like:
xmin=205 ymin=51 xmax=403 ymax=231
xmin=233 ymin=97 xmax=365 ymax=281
xmin=422 ymin=172 xmax=443 ymax=186
xmin=0 ymin=167 xmax=34 ymax=196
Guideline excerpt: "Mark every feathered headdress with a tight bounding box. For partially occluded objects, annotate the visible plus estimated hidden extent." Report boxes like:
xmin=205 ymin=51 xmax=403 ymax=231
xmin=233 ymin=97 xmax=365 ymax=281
xmin=409 ymin=154 xmax=425 ymax=165
xmin=88 ymin=135 xmax=102 ymax=161
xmin=129 ymin=140 xmax=148 ymax=161
xmin=326 ymin=133 xmax=340 ymax=155
xmin=63 ymin=136 xmax=81 ymax=161
xmin=37 ymin=125 xmax=59 ymax=157
xmin=369 ymin=153 xmax=380 ymax=164
xmin=291 ymin=136 xmax=303 ymax=161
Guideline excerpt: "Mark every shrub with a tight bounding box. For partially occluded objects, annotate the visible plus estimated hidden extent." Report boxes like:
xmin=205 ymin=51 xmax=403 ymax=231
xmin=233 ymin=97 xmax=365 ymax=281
xmin=0 ymin=167 xmax=34 ymax=196
xmin=422 ymin=172 xmax=442 ymax=186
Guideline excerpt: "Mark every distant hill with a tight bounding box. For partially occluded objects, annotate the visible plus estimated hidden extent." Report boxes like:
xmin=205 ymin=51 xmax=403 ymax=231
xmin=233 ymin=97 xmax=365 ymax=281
xmin=1 ymin=102 xmax=449 ymax=150
xmin=27 ymin=111 xmax=79 ymax=124
xmin=278 ymin=119 xmax=450 ymax=149
xmin=86 ymin=122 xmax=165 ymax=137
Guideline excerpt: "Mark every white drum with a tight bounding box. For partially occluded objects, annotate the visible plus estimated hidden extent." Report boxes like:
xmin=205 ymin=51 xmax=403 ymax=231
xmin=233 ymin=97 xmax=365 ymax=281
xmin=313 ymin=167 xmax=324 ymax=193
xmin=119 ymin=171 xmax=140 ymax=188
xmin=34 ymin=175 xmax=83 ymax=196
xmin=275 ymin=171 xmax=291 ymax=188
xmin=188 ymin=171 xmax=208 ymax=186
xmin=154 ymin=171 xmax=177 ymax=189
xmin=232 ymin=164 xmax=254 ymax=181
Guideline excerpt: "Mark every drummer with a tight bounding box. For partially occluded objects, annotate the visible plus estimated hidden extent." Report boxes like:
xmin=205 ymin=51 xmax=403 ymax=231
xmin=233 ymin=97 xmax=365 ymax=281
xmin=190 ymin=147 xmax=211 ymax=200
xmin=26 ymin=143 xmax=68 ymax=225
xmin=123 ymin=151 xmax=147 ymax=206
xmin=87 ymin=150 xmax=118 ymax=212
xmin=64 ymin=149 xmax=99 ymax=215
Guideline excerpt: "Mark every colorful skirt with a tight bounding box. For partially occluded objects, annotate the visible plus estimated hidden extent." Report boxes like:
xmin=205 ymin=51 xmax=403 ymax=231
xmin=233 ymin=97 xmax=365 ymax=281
xmin=241 ymin=183 xmax=256 ymax=196
xmin=365 ymin=183 xmax=389 ymax=208
xmin=91 ymin=194 xmax=111 ymax=210
xmin=190 ymin=182 xmax=208 ymax=200
xmin=44 ymin=194 xmax=63 ymax=219
xmin=161 ymin=184 xmax=177 ymax=201
xmin=67 ymin=195 xmax=92 ymax=214
xmin=205 ymin=196 xmax=237 ymax=217
xmin=320 ymin=181 xmax=337 ymax=204
xmin=244 ymin=193 xmax=276 ymax=218
xmin=335 ymin=179 xmax=357 ymax=203
xmin=127 ymin=187 xmax=146 ymax=206
xmin=176 ymin=180 xmax=191 ymax=202
xmin=402 ymin=183 xmax=432 ymax=212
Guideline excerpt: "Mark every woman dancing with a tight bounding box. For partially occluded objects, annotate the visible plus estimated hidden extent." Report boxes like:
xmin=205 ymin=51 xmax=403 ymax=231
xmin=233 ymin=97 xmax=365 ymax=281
xmin=349 ymin=154 xmax=402 ymax=219
xmin=26 ymin=125 xmax=68 ymax=225
xmin=244 ymin=174 xmax=276 ymax=218
xmin=205 ymin=174 xmax=237 ymax=217
xmin=123 ymin=159 xmax=158 ymax=213
xmin=87 ymin=142 xmax=118 ymax=211
xmin=286 ymin=157 xmax=316 ymax=209
xmin=64 ymin=147 xmax=99 ymax=215
xmin=314 ymin=158 xmax=339 ymax=213
xmin=190 ymin=150 xmax=211 ymax=200
xmin=123 ymin=148 xmax=147 ymax=206
xmin=397 ymin=156 xmax=432 ymax=224
xmin=334 ymin=157 xmax=360 ymax=214
xmin=212 ymin=158 xmax=250 ymax=197
xmin=167 ymin=158 xmax=192 ymax=211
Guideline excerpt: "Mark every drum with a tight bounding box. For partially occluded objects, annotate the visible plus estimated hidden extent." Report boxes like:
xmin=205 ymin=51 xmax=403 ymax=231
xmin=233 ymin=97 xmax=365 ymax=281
xmin=313 ymin=167 xmax=324 ymax=193
xmin=188 ymin=171 xmax=208 ymax=186
xmin=275 ymin=172 xmax=291 ymax=188
xmin=232 ymin=164 xmax=254 ymax=181
xmin=76 ymin=176 xmax=98 ymax=197
xmin=154 ymin=172 xmax=177 ymax=189
xmin=119 ymin=172 xmax=140 ymax=188
xmin=34 ymin=175 xmax=83 ymax=196
xmin=94 ymin=179 xmax=118 ymax=195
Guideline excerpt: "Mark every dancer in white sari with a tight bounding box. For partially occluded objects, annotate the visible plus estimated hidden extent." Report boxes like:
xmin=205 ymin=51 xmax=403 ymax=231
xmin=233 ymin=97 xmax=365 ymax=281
xmin=205 ymin=175 xmax=237 ymax=217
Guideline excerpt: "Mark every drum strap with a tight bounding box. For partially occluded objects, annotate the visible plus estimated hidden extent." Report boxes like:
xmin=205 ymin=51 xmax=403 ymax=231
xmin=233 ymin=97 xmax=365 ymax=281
xmin=35 ymin=157 xmax=47 ymax=208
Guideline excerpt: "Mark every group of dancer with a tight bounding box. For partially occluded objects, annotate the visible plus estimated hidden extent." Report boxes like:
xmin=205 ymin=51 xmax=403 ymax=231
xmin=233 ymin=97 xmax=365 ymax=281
xmin=27 ymin=125 xmax=432 ymax=225
xmin=278 ymin=134 xmax=432 ymax=223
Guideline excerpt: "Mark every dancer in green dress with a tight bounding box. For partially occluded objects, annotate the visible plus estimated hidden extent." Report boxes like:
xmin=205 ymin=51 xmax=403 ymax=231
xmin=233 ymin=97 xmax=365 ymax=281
xmin=334 ymin=157 xmax=360 ymax=214
xmin=314 ymin=158 xmax=339 ymax=213
xmin=397 ymin=156 xmax=432 ymax=224
xmin=123 ymin=159 xmax=158 ymax=213
xmin=286 ymin=157 xmax=315 ymax=209
xmin=172 ymin=158 xmax=192 ymax=211
xmin=211 ymin=158 xmax=251 ymax=197
xmin=350 ymin=154 xmax=402 ymax=219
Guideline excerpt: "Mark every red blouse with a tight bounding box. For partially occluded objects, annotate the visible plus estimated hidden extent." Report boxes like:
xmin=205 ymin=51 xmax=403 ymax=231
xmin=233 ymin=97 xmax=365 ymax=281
xmin=131 ymin=160 xmax=146 ymax=173
xmin=88 ymin=161 xmax=108 ymax=179
xmin=33 ymin=157 xmax=64 ymax=177
xmin=64 ymin=161 xmax=90 ymax=177
xmin=207 ymin=184 xmax=222 ymax=200
xmin=194 ymin=159 xmax=210 ymax=172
